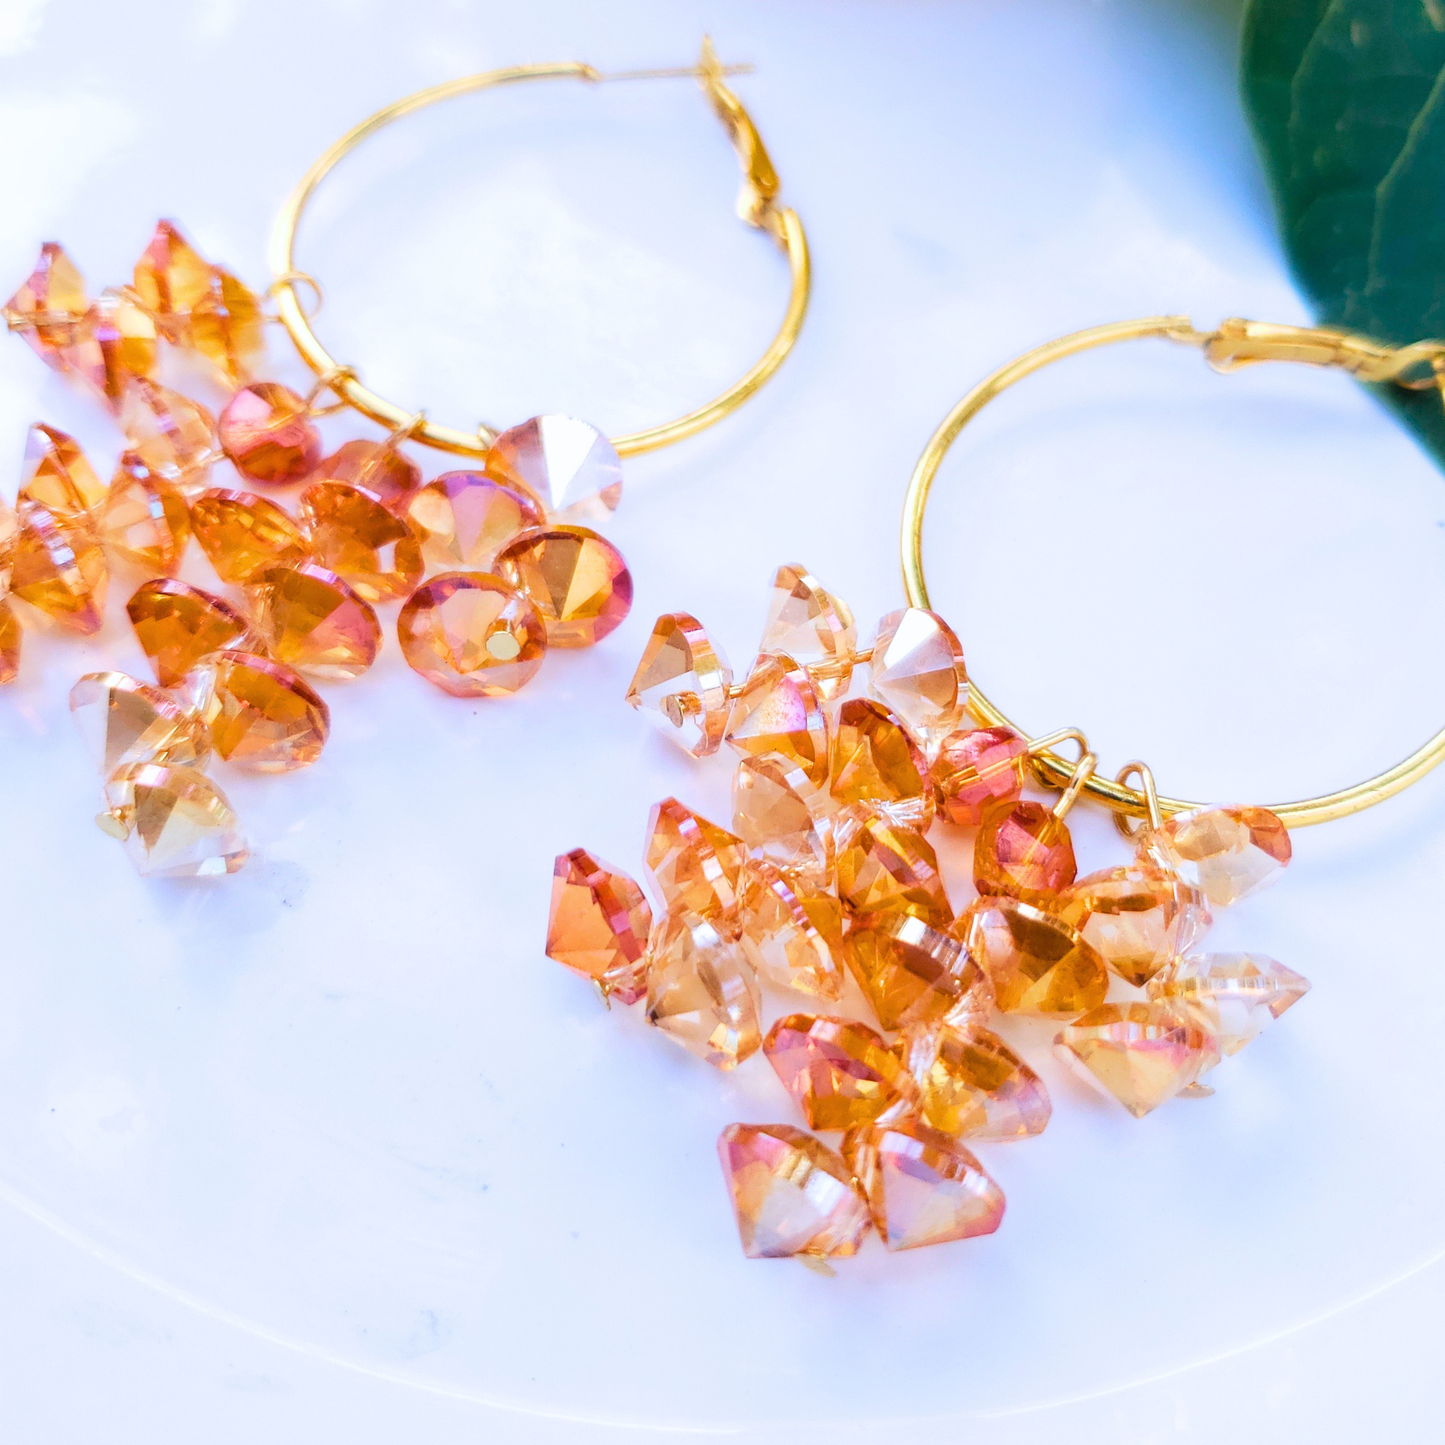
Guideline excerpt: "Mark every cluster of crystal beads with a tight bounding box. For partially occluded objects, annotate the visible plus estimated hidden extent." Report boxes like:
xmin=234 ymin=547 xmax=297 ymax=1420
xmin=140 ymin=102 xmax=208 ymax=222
xmin=549 ymin=561 xmax=1313 ymax=1260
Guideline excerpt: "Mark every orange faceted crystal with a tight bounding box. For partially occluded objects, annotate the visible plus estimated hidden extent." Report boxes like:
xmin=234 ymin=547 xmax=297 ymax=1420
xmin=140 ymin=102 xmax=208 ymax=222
xmin=1056 ymin=1002 xmax=1220 ymax=1117
xmin=397 ymin=572 xmax=547 ymax=697
xmin=69 ymin=671 xmax=211 ymax=773
xmin=962 ymin=896 xmax=1107 ymax=1017
xmin=0 ymin=499 xmax=14 ymax=592
xmin=316 ymin=440 xmax=422 ymax=512
xmin=845 ymin=910 xmax=992 ymax=1030
xmin=63 ymin=289 xmax=158 ymax=411
xmin=1058 ymin=864 xmax=1211 ymax=987
xmin=868 ymin=607 xmax=967 ymax=751
xmin=218 ymin=382 xmax=321 ymax=484
xmin=736 ymin=861 xmax=846 ymax=1000
xmin=975 ymin=800 xmax=1077 ymax=903
xmin=299 ymin=481 xmax=423 ymax=602
xmin=842 ymin=1121 xmax=1004 ymax=1252
xmin=646 ymin=911 xmax=760 ymax=1069
xmin=764 ymin=1014 xmax=919 ymax=1131
xmin=546 ymin=849 xmax=654 ymax=1004
xmin=103 ymin=761 xmax=248 ymax=878
xmin=191 ymin=488 xmax=311 ymax=584
xmin=759 ymin=564 xmax=857 ymax=701
xmin=187 ymin=267 xmax=264 ymax=386
xmin=96 ymin=453 xmax=191 ymax=574
xmin=1147 ymin=952 xmax=1310 ymax=1056
xmin=724 ymin=652 xmax=830 ymax=787
xmin=132 ymin=220 xmax=213 ymax=334
xmin=643 ymin=797 xmax=747 ymax=926
xmin=10 ymin=503 xmax=107 ymax=633
xmin=627 ymin=611 xmax=734 ymax=759
xmin=18 ymin=423 xmax=106 ymax=518
xmin=1142 ymin=805 xmax=1291 ymax=908
xmin=127 ymin=578 xmax=249 ymax=685
xmin=3 ymin=242 xmax=88 ymax=368
xmin=119 ymin=379 xmax=218 ymax=490
xmin=494 ymin=524 xmax=632 ymax=648
xmin=405 ymin=470 xmax=543 ymax=570
xmin=830 ymin=697 xmax=933 ymax=829
xmin=932 ymin=726 xmax=1029 ymax=827
xmin=732 ymin=754 xmax=833 ymax=887
xmin=835 ymin=812 xmax=952 ymax=927
xmin=903 ymin=1022 xmax=1051 ymax=1140
xmin=485 ymin=414 xmax=621 ymax=522
xmin=0 ymin=600 xmax=20 ymax=684
xmin=180 ymin=650 xmax=330 ymax=772
xmin=250 ymin=563 xmax=381 ymax=680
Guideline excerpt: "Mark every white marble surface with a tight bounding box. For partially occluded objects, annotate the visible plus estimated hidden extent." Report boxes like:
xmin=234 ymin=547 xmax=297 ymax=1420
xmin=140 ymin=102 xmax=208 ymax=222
xmin=1 ymin=0 xmax=1441 ymax=1439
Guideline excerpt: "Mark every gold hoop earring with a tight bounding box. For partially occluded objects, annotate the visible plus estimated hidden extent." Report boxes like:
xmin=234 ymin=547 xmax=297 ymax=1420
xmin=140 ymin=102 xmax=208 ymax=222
xmin=543 ymin=315 xmax=1441 ymax=1264
xmin=0 ymin=40 xmax=809 ymax=880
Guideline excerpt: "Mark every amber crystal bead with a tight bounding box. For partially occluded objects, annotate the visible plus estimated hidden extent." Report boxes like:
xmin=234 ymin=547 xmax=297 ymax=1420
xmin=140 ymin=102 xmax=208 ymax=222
xmin=962 ymin=896 xmax=1107 ymax=1017
xmin=251 ymin=563 xmax=381 ymax=681
xmin=218 ymin=382 xmax=321 ymax=484
xmin=493 ymin=524 xmax=632 ymax=648
xmin=1055 ymin=1002 xmax=1220 ymax=1118
xmin=102 ymin=761 xmax=248 ymax=878
xmin=126 ymin=578 xmax=250 ymax=686
xmin=119 ymin=379 xmax=219 ymax=491
xmin=317 ymin=440 xmax=422 ymax=513
xmin=190 ymin=488 xmax=311 ymax=585
xmin=3 ymin=242 xmax=88 ymax=368
xmin=299 ymin=481 xmax=423 ymax=603
xmin=187 ymin=267 xmax=265 ymax=386
xmin=132 ymin=220 xmax=213 ymax=334
xmin=10 ymin=502 xmax=107 ymax=634
xmin=63 ymin=288 xmax=159 ymax=412
xmin=18 ymin=423 xmax=106 ymax=519
xmin=96 ymin=453 xmax=191 ymax=575
xmin=759 ymin=563 xmax=857 ymax=701
xmin=545 ymin=849 xmax=653 ymax=1005
xmin=405 ymin=470 xmax=543 ymax=571
xmin=627 ymin=612 xmax=734 ymax=759
xmin=0 ymin=600 xmax=20 ymax=684
xmin=736 ymin=860 xmax=846 ymax=1000
xmin=974 ymin=800 xmax=1077 ymax=903
xmin=845 ymin=911 xmax=991 ymax=1031
xmin=724 ymin=652 xmax=830 ymax=788
xmin=484 ymin=414 xmax=621 ymax=522
xmin=932 ymin=725 xmax=1029 ymax=827
xmin=1141 ymin=805 xmax=1291 ymax=908
xmin=179 ymin=650 xmax=330 ymax=772
xmin=835 ymin=812 xmax=952 ymax=927
xmin=830 ymin=697 xmax=933 ymax=830
xmin=1058 ymin=863 xmax=1211 ymax=987
xmin=764 ymin=1014 xmax=919 ymax=1131
xmin=645 ymin=910 xmax=760 ymax=1070
xmin=902 ymin=1022 xmax=1051 ymax=1141
xmin=69 ymin=671 xmax=211 ymax=774
xmin=1147 ymin=952 xmax=1310 ymax=1056
xmin=643 ymin=797 xmax=747 ymax=927
xmin=0 ymin=498 xmax=14 ymax=594
xmin=732 ymin=754 xmax=833 ymax=888
xmin=868 ymin=607 xmax=967 ymax=753
xmin=397 ymin=572 xmax=547 ymax=697
xmin=717 ymin=1123 xmax=870 ymax=1259
xmin=842 ymin=1120 xmax=1004 ymax=1252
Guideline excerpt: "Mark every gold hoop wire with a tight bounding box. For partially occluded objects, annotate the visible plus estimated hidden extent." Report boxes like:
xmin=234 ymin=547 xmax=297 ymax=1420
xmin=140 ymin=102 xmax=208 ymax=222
xmin=268 ymin=50 xmax=810 ymax=459
xmin=900 ymin=314 xmax=1445 ymax=828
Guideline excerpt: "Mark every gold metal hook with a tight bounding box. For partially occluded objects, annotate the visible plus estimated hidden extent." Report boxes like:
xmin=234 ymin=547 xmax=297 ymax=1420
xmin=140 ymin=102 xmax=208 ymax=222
xmin=1112 ymin=761 xmax=1162 ymax=840
xmin=1051 ymin=752 xmax=1098 ymax=822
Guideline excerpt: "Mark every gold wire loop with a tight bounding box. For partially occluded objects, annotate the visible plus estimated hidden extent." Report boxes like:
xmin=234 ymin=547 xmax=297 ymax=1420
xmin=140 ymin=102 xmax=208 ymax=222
xmin=1112 ymin=761 xmax=1163 ymax=840
xmin=266 ymin=270 xmax=324 ymax=318
xmin=304 ymin=363 xmax=359 ymax=416
xmin=268 ymin=43 xmax=811 ymax=458
xmin=900 ymin=315 xmax=1445 ymax=828
xmin=387 ymin=410 xmax=428 ymax=447
xmin=1052 ymin=752 xmax=1098 ymax=821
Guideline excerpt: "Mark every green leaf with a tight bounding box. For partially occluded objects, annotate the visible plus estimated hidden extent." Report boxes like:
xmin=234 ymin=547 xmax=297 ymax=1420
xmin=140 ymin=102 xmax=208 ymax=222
xmin=1242 ymin=0 xmax=1445 ymax=465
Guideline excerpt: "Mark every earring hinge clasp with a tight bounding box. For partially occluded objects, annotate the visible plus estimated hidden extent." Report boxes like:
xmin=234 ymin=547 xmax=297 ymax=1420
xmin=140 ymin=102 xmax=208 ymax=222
xmin=1183 ymin=317 xmax=1445 ymax=388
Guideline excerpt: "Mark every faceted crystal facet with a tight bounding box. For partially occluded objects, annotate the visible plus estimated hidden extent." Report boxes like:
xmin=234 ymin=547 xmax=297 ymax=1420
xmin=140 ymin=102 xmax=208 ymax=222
xmin=1056 ymin=1002 xmax=1221 ymax=1118
xmin=119 ymin=379 xmax=218 ymax=490
xmin=316 ymin=440 xmax=422 ymax=512
xmin=63 ymin=289 xmax=159 ymax=411
xmin=69 ymin=671 xmax=210 ymax=774
xmin=18 ymin=423 xmax=106 ymax=518
xmin=845 ymin=910 xmax=992 ymax=1031
xmin=643 ymin=797 xmax=747 ymax=926
xmin=627 ymin=612 xmax=733 ymax=759
xmin=96 ymin=453 xmax=191 ymax=574
xmin=717 ymin=1123 xmax=870 ymax=1259
xmin=903 ymin=1022 xmax=1052 ymax=1140
xmin=868 ymin=608 xmax=967 ymax=752
xmin=732 ymin=754 xmax=833 ymax=887
xmin=397 ymin=572 xmax=546 ymax=697
xmin=645 ymin=911 xmax=760 ymax=1069
xmin=1147 ymin=952 xmax=1310 ymax=1056
xmin=1058 ymin=864 xmax=1212 ymax=987
xmin=103 ymin=762 xmax=248 ymax=878
xmin=736 ymin=861 xmax=846 ymax=1000
xmin=842 ymin=1121 xmax=1004 ymax=1252
xmin=0 ymin=599 xmax=19 ymax=684
xmin=1142 ymin=805 xmax=1291 ymax=908
xmin=485 ymin=415 xmax=622 ymax=523
xmin=250 ymin=563 xmax=381 ymax=680
xmin=190 ymin=488 xmax=311 ymax=584
xmin=545 ymin=849 xmax=653 ymax=1005
xmin=187 ymin=267 xmax=264 ymax=386
xmin=0 ymin=499 xmax=14 ymax=594
xmin=299 ymin=481 xmax=423 ymax=602
xmin=835 ymin=813 xmax=952 ymax=928
xmin=830 ymin=697 xmax=933 ymax=829
xmin=179 ymin=650 xmax=330 ymax=772
xmin=126 ymin=578 xmax=249 ymax=686
xmin=932 ymin=726 xmax=1029 ymax=827
xmin=218 ymin=382 xmax=321 ymax=484
xmin=724 ymin=652 xmax=830 ymax=787
xmin=10 ymin=503 xmax=107 ymax=634
xmin=404 ymin=470 xmax=543 ymax=571
xmin=759 ymin=564 xmax=857 ymax=701
xmin=764 ymin=1014 xmax=919 ymax=1131
xmin=975 ymin=800 xmax=1077 ymax=903
xmin=3 ymin=242 xmax=88 ymax=367
xmin=962 ymin=896 xmax=1108 ymax=1017
xmin=132 ymin=220 xmax=213 ymax=332
xmin=494 ymin=524 xmax=631 ymax=648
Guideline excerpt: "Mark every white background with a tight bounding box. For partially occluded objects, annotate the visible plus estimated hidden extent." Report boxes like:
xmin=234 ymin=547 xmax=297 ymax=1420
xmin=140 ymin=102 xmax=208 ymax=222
xmin=1 ymin=0 xmax=1442 ymax=1440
